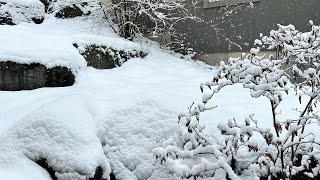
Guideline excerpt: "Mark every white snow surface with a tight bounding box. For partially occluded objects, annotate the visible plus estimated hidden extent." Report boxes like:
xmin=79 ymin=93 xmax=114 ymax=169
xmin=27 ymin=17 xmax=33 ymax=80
xmin=0 ymin=0 xmax=43 ymax=7
xmin=0 ymin=15 xmax=145 ymax=71
xmin=0 ymin=9 xmax=312 ymax=180
xmin=0 ymin=0 xmax=45 ymax=24
xmin=73 ymin=34 xmax=147 ymax=55
xmin=0 ymin=95 xmax=110 ymax=179
xmin=0 ymin=15 xmax=215 ymax=179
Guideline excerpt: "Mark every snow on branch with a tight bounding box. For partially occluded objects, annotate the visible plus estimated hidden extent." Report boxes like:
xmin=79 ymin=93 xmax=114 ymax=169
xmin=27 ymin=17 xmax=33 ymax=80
xmin=154 ymin=20 xmax=320 ymax=179
xmin=100 ymin=0 xmax=199 ymax=40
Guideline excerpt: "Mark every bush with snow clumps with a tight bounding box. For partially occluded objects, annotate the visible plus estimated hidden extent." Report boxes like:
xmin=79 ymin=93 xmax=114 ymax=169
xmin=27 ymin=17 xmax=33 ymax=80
xmin=100 ymin=0 xmax=198 ymax=40
xmin=153 ymin=21 xmax=320 ymax=180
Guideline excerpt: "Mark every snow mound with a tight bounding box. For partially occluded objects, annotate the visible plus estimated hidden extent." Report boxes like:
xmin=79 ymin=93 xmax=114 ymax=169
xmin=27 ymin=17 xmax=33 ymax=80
xmin=0 ymin=95 xmax=110 ymax=179
xmin=0 ymin=0 xmax=44 ymax=25
xmin=97 ymin=99 xmax=178 ymax=180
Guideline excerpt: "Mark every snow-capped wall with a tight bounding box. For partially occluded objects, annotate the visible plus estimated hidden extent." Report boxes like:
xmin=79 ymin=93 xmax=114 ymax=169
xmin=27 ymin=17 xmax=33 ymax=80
xmin=0 ymin=61 xmax=75 ymax=91
xmin=73 ymin=35 xmax=148 ymax=69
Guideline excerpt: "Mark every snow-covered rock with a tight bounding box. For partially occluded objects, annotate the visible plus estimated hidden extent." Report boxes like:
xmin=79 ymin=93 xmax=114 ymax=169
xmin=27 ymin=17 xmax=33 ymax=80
xmin=53 ymin=0 xmax=100 ymax=19
xmin=0 ymin=61 xmax=75 ymax=91
xmin=73 ymin=35 xmax=148 ymax=69
xmin=0 ymin=0 xmax=45 ymax=25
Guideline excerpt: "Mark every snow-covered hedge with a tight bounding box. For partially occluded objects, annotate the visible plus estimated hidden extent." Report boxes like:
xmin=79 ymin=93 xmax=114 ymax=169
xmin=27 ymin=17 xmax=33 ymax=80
xmin=0 ymin=0 xmax=45 ymax=25
xmin=154 ymin=21 xmax=320 ymax=180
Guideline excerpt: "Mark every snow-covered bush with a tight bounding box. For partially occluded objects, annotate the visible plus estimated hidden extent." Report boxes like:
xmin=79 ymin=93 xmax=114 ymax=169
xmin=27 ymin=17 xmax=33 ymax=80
xmin=99 ymin=0 xmax=197 ymax=40
xmin=153 ymin=21 xmax=320 ymax=179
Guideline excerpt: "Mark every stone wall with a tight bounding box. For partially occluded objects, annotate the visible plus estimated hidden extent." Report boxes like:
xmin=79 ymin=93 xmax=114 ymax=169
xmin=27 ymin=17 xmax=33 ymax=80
xmin=55 ymin=3 xmax=92 ymax=19
xmin=0 ymin=61 xmax=75 ymax=91
xmin=74 ymin=44 xmax=147 ymax=69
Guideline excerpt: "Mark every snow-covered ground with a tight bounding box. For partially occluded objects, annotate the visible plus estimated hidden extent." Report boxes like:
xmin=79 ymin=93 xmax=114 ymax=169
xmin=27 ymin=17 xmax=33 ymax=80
xmin=0 ymin=13 xmax=213 ymax=179
xmin=0 ymin=14 xmax=147 ymax=71
xmin=0 ymin=4 xmax=313 ymax=180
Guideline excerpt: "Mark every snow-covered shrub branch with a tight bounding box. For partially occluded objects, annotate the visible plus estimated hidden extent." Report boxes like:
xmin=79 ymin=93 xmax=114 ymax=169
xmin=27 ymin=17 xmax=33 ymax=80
xmin=154 ymin=21 xmax=320 ymax=179
xmin=99 ymin=0 xmax=198 ymax=40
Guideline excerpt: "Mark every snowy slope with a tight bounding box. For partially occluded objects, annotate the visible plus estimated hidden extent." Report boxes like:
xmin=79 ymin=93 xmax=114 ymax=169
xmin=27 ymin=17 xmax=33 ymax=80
xmin=0 ymin=50 xmax=215 ymax=179
xmin=0 ymin=14 xmax=216 ymax=179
